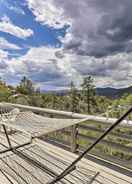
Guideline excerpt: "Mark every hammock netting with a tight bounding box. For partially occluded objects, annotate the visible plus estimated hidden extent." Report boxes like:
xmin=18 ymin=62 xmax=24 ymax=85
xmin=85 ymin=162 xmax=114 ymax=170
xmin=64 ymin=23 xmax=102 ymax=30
xmin=0 ymin=109 xmax=87 ymax=138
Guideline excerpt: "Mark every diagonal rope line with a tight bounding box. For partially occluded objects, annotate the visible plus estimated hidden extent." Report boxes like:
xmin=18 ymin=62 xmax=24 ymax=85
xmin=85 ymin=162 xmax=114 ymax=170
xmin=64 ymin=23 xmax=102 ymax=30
xmin=47 ymin=107 xmax=132 ymax=184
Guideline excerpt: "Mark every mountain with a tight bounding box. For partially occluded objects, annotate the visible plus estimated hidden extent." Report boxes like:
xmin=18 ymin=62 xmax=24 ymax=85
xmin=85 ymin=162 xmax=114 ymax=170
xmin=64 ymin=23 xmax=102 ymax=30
xmin=118 ymin=86 xmax=132 ymax=97
xmin=42 ymin=86 xmax=132 ymax=98
xmin=96 ymin=87 xmax=119 ymax=98
xmin=96 ymin=86 xmax=132 ymax=98
xmin=42 ymin=89 xmax=70 ymax=96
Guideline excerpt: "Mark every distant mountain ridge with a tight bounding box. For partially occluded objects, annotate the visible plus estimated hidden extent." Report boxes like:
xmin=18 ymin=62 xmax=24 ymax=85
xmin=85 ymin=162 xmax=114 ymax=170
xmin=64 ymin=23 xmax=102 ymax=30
xmin=42 ymin=86 xmax=132 ymax=98
xmin=96 ymin=86 xmax=132 ymax=98
xmin=96 ymin=87 xmax=118 ymax=98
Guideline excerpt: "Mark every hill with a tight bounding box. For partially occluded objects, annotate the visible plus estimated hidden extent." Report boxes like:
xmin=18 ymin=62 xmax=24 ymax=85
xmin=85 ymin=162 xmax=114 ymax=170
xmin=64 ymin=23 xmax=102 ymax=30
xmin=96 ymin=86 xmax=132 ymax=98
xmin=48 ymin=86 xmax=132 ymax=98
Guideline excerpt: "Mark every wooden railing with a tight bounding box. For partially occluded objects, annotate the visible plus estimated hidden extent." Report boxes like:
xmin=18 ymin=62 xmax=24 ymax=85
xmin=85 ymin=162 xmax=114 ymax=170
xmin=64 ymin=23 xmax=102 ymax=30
xmin=1 ymin=103 xmax=132 ymax=171
xmin=2 ymin=102 xmax=132 ymax=126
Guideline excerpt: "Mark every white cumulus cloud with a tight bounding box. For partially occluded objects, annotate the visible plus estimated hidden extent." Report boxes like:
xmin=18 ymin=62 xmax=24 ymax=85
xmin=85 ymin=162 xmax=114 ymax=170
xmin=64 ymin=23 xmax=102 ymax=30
xmin=0 ymin=16 xmax=33 ymax=39
xmin=1 ymin=45 xmax=132 ymax=89
xmin=0 ymin=46 xmax=82 ymax=88
xmin=0 ymin=49 xmax=8 ymax=60
xmin=0 ymin=37 xmax=21 ymax=50
xmin=26 ymin=0 xmax=71 ymax=28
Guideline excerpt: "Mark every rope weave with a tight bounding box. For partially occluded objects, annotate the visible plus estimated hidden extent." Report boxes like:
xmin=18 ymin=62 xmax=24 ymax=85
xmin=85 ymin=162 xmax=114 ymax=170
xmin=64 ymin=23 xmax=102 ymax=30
xmin=0 ymin=109 xmax=87 ymax=138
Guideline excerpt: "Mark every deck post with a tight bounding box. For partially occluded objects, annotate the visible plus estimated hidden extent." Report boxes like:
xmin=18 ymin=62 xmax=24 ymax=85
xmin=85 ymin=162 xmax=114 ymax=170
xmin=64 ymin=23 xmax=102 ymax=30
xmin=70 ymin=125 xmax=78 ymax=153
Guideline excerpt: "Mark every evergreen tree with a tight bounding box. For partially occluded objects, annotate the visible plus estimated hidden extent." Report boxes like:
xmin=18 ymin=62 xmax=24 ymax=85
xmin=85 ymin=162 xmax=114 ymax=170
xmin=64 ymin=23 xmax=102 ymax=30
xmin=0 ymin=78 xmax=12 ymax=101
xmin=51 ymin=94 xmax=58 ymax=109
xmin=16 ymin=76 xmax=35 ymax=95
xmin=81 ymin=76 xmax=96 ymax=113
xmin=70 ymin=81 xmax=79 ymax=112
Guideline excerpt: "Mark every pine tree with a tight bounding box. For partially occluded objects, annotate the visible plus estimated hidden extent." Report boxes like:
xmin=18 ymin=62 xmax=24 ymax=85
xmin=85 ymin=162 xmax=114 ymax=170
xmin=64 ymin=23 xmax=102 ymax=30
xmin=81 ymin=76 xmax=96 ymax=113
xmin=70 ymin=81 xmax=79 ymax=113
xmin=17 ymin=76 xmax=35 ymax=95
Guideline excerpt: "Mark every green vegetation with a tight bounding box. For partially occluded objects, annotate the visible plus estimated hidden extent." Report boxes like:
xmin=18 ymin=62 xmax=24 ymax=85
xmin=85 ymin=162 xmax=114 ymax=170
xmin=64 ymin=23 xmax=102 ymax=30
xmin=0 ymin=76 xmax=109 ymax=115
xmin=81 ymin=76 xmax=96 ymax=113
xmin=70 ymin=81 xmax=80 ymax=113
xmin=0 ymin=78 xmax=12 ymax=101
xmin=0 ymin=76 xmax=132 ymax=118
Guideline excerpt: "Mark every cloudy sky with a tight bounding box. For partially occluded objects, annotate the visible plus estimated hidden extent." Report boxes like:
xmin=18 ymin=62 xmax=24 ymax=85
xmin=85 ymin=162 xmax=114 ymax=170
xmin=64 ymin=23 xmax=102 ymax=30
xmin=0 ymin=0 xmax=132 ymax=90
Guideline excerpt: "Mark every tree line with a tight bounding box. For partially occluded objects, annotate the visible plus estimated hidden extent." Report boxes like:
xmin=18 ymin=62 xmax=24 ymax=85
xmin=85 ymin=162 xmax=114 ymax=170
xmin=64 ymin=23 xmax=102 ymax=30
xmin=0 ymin=76 xmax=131 ymax=118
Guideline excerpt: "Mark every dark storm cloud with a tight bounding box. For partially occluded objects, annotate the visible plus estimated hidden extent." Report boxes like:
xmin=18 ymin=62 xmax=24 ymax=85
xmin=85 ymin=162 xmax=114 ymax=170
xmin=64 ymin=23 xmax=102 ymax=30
xmin=55 ymin=0 xmax=132 ymax=57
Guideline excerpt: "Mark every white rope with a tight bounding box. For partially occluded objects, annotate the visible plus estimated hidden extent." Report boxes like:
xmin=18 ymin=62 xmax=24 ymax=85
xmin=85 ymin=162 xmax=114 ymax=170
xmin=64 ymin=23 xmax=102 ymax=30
xmin=0 ymin=105 xmax=20 ymax=133
xmin=0 ymin=109 xmax=20 ymax=122
xmin=0 ymin=107 xmax=88 ymax=138
xmin=0 ymin=103 xmax=20 ymax=123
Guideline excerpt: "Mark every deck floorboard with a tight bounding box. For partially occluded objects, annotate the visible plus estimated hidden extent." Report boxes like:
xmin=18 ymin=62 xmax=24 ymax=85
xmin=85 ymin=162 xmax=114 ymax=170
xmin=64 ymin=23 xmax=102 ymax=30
xmin=0 ymin=133 xmax=131 ymax=184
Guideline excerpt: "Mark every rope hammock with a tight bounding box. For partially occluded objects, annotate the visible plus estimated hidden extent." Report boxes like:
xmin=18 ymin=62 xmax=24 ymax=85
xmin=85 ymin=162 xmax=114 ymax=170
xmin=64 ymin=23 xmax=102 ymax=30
xmin=0 ymin=104 xmax=88 ymax=138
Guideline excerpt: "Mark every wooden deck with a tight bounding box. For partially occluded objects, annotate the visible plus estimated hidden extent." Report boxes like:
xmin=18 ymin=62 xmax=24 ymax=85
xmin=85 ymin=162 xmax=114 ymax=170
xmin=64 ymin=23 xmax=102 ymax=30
xmin=0 ymin=133 xmax=131 ymax=184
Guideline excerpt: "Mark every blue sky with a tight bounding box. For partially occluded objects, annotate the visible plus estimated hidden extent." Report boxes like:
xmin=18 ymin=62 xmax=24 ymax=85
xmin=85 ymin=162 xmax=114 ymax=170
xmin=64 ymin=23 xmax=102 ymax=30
xmin=0 ymin=0 xmax=132 ymax=90
xmin=0 ymin=0 xmax=66 ymax=55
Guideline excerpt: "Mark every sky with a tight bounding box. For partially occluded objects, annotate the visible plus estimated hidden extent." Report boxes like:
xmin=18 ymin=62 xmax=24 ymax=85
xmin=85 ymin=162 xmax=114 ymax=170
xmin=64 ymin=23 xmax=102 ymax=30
xmin=0 ymin=0 xmax=132 ymax=90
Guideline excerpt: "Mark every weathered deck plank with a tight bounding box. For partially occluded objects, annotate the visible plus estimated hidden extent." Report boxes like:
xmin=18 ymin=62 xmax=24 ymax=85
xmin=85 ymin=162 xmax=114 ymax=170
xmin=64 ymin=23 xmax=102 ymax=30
xmin=0 ymin=132 xmax=131 ymax=184
xmin=35 ymin=140 xmax=132 ymax=184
